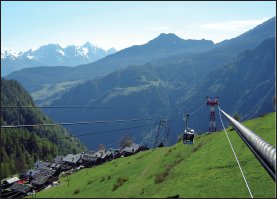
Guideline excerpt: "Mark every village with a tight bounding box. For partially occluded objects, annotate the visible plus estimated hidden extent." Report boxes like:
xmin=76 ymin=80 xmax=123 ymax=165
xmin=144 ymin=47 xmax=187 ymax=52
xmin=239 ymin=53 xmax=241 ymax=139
xmin=1 ymin=142 xmax=149 ymax=198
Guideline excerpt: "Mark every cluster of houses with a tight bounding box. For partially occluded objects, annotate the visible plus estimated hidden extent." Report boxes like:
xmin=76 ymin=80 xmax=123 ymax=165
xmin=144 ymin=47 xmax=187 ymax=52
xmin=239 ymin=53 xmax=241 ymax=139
xmin=1 ymin=143 xmax=149 ymax=198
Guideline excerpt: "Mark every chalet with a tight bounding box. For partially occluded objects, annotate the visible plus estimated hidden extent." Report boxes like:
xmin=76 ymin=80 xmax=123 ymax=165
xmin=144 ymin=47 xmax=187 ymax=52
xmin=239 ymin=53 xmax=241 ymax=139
xmin=10 ymin=182 xmax=32 ymax=198
xmin=103 ymin=150 xmax=114 ymax=161
xmin=122 ymin=143 xmax=149 ymax=157
xmin=59 ymin=164 xmax=72 ymax=172
xmin=79 ymin=154 xmax=101 ymax=168
xmin=22 ymin=169 xmax=41 ymax=182
xmin=53 ymin=155 xmax=64 ymax=164
xmin=1 ymin=176 xmax=20 ymax=189
xmin=34 ymin=161 xmax=50 ymax=169
xmin=19 ymin=171 xmax=30 ymax=181
xmin=31 ymin=168 xmax=58 ymax=191
xmin=91 ymin=149 xmax=113 ymax=163
xmin=62 ymin=154 xmax=82 ymax=168
xmin=109 ymin=148 xmax=122 ymax=159
xmin=48 ymin=162 xmax=62 ymax=171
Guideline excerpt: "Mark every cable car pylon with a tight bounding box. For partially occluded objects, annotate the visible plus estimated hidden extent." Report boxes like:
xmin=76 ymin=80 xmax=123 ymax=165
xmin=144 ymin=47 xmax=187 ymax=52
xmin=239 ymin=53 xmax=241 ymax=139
xmin=206 ymin=96 xmax=219 ymax=133
xmin=154 ymin=119 xmax=169 ymax=148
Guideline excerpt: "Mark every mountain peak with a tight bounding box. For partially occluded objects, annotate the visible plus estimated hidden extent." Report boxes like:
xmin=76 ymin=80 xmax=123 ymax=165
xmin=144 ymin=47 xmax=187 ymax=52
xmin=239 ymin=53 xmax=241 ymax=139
xmin=107 ymin=47 xmax=117 ymax=54
xmin=38 ymin=43 xmax=62 ymax=51
xmin=1 ymin=49 xmax=20 ymax=58
xmin=156 ymin=33 xmax=183 ymax=40
xmin=148 ymin=33 xmax=184 ymax=44
xmin=82 ymin=41 xmax=95 ymax=49
xmin=158 ymin=33 xmax=180 ymax=38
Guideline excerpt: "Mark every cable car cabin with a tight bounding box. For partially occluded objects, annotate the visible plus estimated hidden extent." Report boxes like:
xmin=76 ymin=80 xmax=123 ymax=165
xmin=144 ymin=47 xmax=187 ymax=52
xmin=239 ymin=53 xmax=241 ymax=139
xmin=183 ymin=128 xmax=194 ymax=144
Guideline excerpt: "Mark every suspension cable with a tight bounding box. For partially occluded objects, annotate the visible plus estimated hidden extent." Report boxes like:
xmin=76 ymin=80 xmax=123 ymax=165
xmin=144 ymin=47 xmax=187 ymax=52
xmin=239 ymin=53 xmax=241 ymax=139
xmin=218 ymin=106 xmax=253 ymax=198
xmin=190 ymin=103 xmax=206 ymax=115
xmin=1 ymin=118 xmax=158 ymax=128
xmin=1 ymin=106 xmax=128 ymax=109
xmin=36 ymin=124 xmax=152 ymax=143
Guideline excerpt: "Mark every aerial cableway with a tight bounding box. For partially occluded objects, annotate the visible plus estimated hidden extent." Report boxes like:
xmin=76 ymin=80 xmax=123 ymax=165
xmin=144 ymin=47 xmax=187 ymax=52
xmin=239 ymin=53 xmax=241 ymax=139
xmin=2 ymin=102 xmax=275 ymax=188
xmin=182 ymin=113 xmax=195 ymax=144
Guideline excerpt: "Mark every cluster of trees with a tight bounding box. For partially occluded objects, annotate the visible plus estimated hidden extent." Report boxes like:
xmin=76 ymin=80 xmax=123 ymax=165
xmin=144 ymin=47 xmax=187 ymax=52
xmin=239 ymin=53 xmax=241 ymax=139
xmin=1 ymin=79 xmax=86 ymax=179
xmin=1 ymin=128 xmax=58 ymax=178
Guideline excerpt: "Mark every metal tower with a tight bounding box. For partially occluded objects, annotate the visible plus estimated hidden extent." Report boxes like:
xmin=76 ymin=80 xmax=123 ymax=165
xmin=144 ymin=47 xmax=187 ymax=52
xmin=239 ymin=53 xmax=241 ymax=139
xmin=206 ymin=97 xmax=219 ymax=132
xmin=154 ymin=119 xmax=169 ymax=147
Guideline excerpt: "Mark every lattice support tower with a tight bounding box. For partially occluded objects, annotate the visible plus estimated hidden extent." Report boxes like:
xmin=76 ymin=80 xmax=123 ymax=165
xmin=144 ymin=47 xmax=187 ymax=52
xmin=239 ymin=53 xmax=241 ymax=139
xmin=154 ymin=119 xmax=169 ymax=147
xmin=206 ymin=97 xmax=219 ymax=132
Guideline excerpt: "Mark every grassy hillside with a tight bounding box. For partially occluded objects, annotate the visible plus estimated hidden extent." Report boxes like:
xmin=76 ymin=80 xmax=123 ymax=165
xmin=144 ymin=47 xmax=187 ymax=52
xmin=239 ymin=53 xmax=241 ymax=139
xmin=36 ymin=112 xmax=275 ymax=198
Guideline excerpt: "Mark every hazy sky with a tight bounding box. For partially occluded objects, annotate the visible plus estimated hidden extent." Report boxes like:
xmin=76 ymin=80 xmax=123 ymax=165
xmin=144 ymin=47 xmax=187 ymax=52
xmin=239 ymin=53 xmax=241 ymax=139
xmin=1 ymin=1 xmax=276 ymax=52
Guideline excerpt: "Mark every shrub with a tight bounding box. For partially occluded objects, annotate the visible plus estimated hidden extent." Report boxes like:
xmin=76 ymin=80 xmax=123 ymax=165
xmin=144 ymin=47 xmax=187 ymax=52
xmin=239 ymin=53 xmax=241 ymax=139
xmin=87 ymin=180 xmax=93 ymax=185
xmin=100 ymin=177 xmax=105 ymax=182
xmin=120 ymin=136 xmax=133 ymax=148
xmin=107 ymin=175 xmax=111 ymax=180
xmin=112 ymin=177 xmax=128 ymax=191
xmin=74 ymin=188 xmax=80 ymax=194
xmin=154 ymin=170 xmax=169 ymax=184
xmin=192 ymin=141 xmax=206 ymax=153
xmin=154 ymin=158 xmax=185 ymax=184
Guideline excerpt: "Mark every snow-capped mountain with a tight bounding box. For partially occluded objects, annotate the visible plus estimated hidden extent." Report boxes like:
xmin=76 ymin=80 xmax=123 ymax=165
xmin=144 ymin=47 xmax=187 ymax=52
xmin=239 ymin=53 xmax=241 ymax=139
xmin=1 ymin=42 xmax=117 ymax=76
xmin=1 ymin=49 xmax=21 ymax=59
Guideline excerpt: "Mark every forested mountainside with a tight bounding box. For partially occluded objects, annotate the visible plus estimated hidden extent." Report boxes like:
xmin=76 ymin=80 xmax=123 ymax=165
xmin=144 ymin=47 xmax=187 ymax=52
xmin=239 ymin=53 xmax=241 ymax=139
xmin=0 ymin=79 xmax=86 ymax=179
xmin=45 ymin=37 xmax=275 ymax=149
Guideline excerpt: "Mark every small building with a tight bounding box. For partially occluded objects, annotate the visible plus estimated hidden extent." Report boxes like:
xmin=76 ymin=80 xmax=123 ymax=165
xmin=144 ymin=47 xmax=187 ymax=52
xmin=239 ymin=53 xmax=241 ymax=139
xmin=109 ymin=148 xmax=122 ymax=159
xmin=53 ymin=156 xmax=64 ymax=164
xmin=92 ymin=149 xmax=113 ymax=163
xmin=59 ymin=164 xmax=73 ymax=172
xmin=79 ymin=154 xmax=101 ymax=168
xmin=1 ymin=176 xmax=20 ymax=189
xmin=34 ymin=161 xmax=50 ymax=169
xmin=10 ymin=182 xmax=32 ymax=198
xmin=31 ymin=168 xmax=58 ymax=191
xmin=22 ymin=169 xmax=41 ymax=182
xmin=62 ymin=154 xmax=82 ymax=168
xmin=48 ymin=162 xmax=62 ymax=171
xmin=3 ymin=176 xmax=20 ymax=185
xmin=122 ymin=143 xmax=149 ymax=157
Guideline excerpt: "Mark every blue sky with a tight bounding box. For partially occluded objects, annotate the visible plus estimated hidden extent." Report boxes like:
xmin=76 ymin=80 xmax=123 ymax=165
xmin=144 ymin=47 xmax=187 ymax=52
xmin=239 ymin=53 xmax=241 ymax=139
xmin=1 ymin=1 xmax=276 ymax=52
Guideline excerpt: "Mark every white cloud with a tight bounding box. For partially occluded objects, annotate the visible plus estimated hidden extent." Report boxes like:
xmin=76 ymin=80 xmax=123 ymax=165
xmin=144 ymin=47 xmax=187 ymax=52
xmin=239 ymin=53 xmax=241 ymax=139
xmin=198 ymin=17 xmax=271 ymax=31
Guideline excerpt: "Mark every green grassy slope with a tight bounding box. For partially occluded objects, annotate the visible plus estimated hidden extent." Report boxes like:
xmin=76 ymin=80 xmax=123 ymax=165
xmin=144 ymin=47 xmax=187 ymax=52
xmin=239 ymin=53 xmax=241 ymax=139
xmin=36 ymin=112 xmax=276 ymax=198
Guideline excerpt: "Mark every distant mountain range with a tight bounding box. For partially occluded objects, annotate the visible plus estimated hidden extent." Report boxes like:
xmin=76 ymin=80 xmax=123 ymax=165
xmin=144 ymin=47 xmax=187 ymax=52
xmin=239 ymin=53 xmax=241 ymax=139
xmin=6 ymin=34 xmax=216 ymax=105
xmin=1 ymin=42 xmax=116 ymax=76
xmin=5 ymin=16 xmax=276 ymax=149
